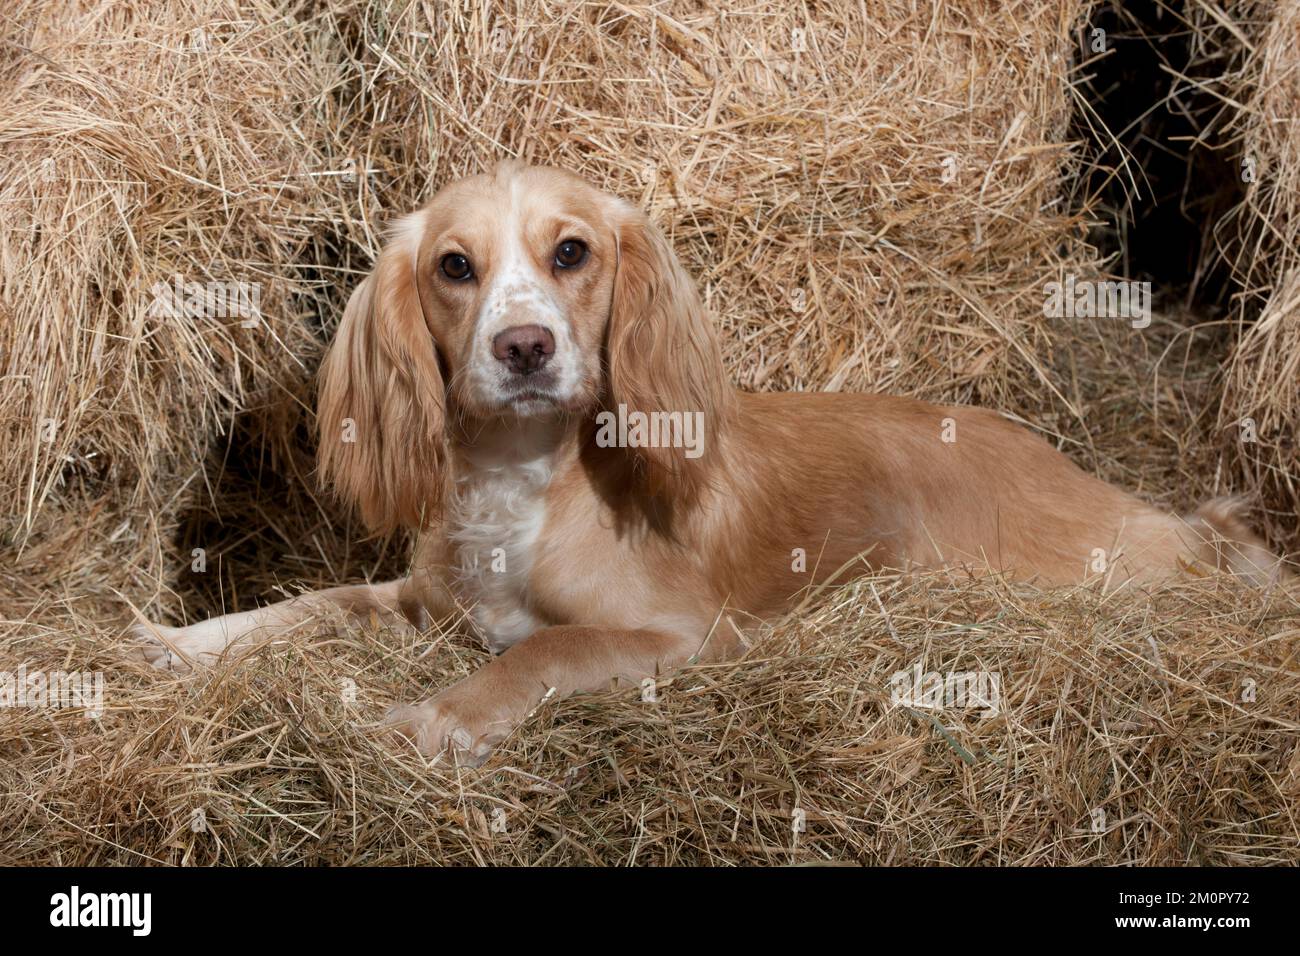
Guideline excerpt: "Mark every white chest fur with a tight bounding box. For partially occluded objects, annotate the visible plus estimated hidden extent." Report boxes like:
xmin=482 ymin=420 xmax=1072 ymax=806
xmin=446 ymin=437 xmax=556 ymax=653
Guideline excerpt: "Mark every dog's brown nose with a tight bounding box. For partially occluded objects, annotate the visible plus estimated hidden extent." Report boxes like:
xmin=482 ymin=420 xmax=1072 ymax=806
xmin=492 ymin=324 xmax=555 ymax=375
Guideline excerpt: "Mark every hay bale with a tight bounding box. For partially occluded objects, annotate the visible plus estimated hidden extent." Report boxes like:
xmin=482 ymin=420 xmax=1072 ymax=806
xmin=1207 ymin=0 xmax=1300 ymax=554
xmin=0 ymin=0 xmax=351 ymax=560
xmin=328 ymin=0 xmax=1099 ymax=405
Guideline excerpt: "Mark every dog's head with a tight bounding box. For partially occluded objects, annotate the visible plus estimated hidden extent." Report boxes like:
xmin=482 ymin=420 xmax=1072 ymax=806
xmin=318 ymin=161 xmax=730 ymax=532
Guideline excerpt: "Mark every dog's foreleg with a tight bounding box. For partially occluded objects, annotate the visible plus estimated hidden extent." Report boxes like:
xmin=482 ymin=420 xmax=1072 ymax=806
xmin=386 ymin=625 xmax=709 ymax=764
xmin=133 ymin=576 xmax=446 ymax=671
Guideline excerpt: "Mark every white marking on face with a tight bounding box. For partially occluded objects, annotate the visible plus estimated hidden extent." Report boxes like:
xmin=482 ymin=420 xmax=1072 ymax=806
xmin=467 ymin=182 xmax=581 ymax=408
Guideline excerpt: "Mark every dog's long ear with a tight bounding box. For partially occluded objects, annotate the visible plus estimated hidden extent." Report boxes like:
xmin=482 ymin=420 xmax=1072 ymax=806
xmin=606 ymin=204 xmax=731 ymax=504
xmin=318 ymin=215 xmax=445 ymax=534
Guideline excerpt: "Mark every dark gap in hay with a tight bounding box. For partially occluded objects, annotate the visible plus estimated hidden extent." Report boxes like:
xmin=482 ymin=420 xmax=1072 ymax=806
xmin=1072 ymin=0 xmax=1247 ymax=308
xmin=170 ymin=405 xmax=407 ymax=626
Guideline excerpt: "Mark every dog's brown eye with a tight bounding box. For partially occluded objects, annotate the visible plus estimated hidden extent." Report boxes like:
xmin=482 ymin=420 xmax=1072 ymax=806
xmin=441 ymin=253 xmax=472 ymax=281
xmin=554 ymin=239 xmax=587 ymax=269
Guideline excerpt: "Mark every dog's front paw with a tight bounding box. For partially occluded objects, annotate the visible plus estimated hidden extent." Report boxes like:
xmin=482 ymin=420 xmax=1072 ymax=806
xmin=130 ymin=620 xmax=226 ymax=672
xmin=385 ymin=678 xmax=520 ymax=766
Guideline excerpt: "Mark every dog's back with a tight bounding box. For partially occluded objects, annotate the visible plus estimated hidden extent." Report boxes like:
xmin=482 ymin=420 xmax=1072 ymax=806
xmin=715 ymin=392 xmax=1285 ymax=593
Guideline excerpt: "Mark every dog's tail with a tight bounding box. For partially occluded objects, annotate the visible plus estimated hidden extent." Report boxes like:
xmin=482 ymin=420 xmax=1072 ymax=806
xmin=1180 ymin=496 xmax=1287 ymax=586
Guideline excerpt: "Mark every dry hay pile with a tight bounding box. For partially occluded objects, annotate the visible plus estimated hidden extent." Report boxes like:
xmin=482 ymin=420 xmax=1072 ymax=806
xmin=2 ymin=573 xmax=1296 ymax=865
xmin=3 ymin=0 xmax=1298 ymax=866
xmin=1203 ymin=0 xmax=1300 ymax=552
